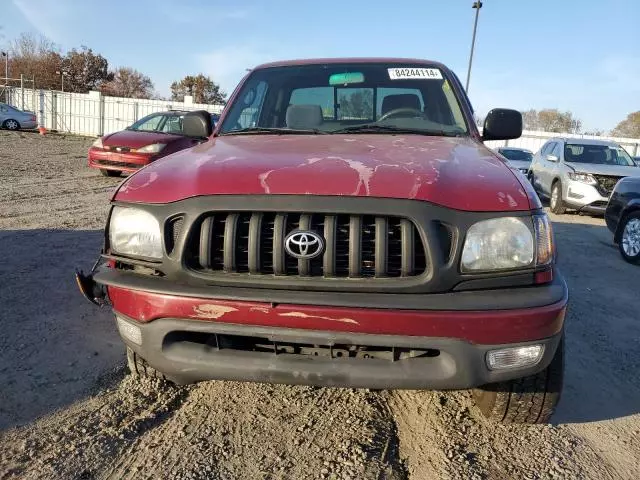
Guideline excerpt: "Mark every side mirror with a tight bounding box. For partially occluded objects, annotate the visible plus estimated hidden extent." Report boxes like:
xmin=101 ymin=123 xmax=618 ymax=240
xmin=183 ymin=110 xmax=213 ymax=138
xmin=482 ymin=108 xmax=522 ymax=141
xmin=546 ymin=154 xmax=559 ymax=162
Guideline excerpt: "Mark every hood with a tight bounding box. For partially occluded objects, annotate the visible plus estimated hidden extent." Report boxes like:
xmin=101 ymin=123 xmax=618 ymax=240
xmin=115 ymin=134 xmax=536 ymax=212
xmin=102 ymin=130 xmax=182 ymax=149
xmin=565 ymin=162 xmax=640 ymax=177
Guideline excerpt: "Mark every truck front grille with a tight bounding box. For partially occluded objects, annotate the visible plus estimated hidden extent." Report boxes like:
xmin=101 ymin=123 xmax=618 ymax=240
xmin=593 ymin=175 xmax=623 ymax=197
xmin=184 ymin=212 xmax=428 ymax=279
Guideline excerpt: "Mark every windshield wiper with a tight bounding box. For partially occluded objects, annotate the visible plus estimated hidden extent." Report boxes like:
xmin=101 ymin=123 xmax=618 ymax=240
xmin=220 ymin=127 xmax=328 ymax=135
xmin=330 ymin=124 xmax=462 ymax=136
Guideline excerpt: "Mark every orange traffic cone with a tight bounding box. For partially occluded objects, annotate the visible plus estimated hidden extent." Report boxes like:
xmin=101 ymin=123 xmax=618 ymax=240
xmin=38 ymin=126 xmax=47 ymax=135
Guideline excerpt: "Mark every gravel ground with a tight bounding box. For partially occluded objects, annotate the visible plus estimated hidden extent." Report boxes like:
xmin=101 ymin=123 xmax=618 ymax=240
xmin=0 ymin=130 xmax=638 ymax=479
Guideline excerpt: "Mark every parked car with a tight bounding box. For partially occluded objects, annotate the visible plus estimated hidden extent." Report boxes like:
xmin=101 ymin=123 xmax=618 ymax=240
xmin=634 ymin=156 xmax=640 ymax=166
xmin=605 ymin=176 xmax=640 ymax=264
xmin=529 ymin=137 xmax=639 ymax=215
xmin=495 ymin=147 xmax=533 ymax=174
xmin=88 ymin=110 xmax=212 ymax=177
xmin=0 ymin=102 xmax=37 ymax=130
xmin=76 ymin=58 xmax=567 ymax=424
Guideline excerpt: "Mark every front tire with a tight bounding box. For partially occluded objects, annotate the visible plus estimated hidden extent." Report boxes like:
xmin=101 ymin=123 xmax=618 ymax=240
xmin=619 ymin=212 xmax=640 ymax=265
xmin=3 ymin=119 xmax=20 ymax=130
xmin=127 ymin=347 xmax=168 ymax=380
xmin=472 ymin=337 xmax=564 ymax=424
xmin=550 ymin=181 xmax=567 ymax=214
xmin=100 ymin=169 xmax=122 ymax=177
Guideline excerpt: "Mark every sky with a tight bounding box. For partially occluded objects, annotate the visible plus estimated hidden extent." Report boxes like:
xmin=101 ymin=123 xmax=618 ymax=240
xmin=1 ymin=0 xmax=638 ymax=131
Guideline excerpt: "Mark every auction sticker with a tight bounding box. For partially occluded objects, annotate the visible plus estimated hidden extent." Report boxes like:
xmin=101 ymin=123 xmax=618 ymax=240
xmin=388 ymin=68 xmax=443 ymax=80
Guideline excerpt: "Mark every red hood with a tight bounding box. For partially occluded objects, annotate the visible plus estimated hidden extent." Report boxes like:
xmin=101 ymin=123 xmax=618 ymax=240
xmin=114 ymin=134 xmax=538 ymax=212
xmin=102 ymin=130 xmax=182 ymax=148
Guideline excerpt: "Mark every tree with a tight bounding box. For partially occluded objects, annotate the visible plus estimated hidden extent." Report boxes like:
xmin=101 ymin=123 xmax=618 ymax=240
xmin=7 ymin=32 xmax=62 ymax=89
xmin=611 ymin=111 xmax=640 ymax=138
xmin=171 ymin=74 xmax=226 ymax=104
xmin=521 ymin=109 xmax=582 ymax=133
xmin=61 ymin=46 xmax=112 ymax=93
xmin=339 ymin=90 xmax=373 ymax=119
xmin=521 ymin=109 xmax=540 ymax=131
xmin=101 ymin=67 xmax=154 ymax=99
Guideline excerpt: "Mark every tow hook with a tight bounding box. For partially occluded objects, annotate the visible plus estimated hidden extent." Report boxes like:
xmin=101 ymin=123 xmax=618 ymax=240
xmin=75 ymin=256 xmax=107 ymax=306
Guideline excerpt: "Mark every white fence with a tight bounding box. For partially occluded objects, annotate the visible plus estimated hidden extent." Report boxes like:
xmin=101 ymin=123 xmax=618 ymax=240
xmin=4 ymin=87 xmax=225 ymax=137
xmin=4 ymin=86 xmax=640 ymax=155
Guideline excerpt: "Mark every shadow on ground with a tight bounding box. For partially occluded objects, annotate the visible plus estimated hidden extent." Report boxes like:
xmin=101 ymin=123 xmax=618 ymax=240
xmin=550 ymin=217 xmax=640 ymax=424
xmin=0 ymin=229 xmax=122 ymax=431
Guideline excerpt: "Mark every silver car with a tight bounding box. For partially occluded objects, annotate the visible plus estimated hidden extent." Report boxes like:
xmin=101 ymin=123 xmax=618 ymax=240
xmin=529 ymin=137 xmax=639 ymax=215
xmin=0 ymin=103 xmax=38 ymax=130
xmin=495 ymin=147 xmax=533 ymax=174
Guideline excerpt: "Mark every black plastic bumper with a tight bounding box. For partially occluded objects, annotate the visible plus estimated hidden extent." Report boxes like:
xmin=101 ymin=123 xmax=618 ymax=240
xmin=117 ymin=315 xmax=563 ymax=389
xmin=93 ymin=266 xmax=568 ymax=311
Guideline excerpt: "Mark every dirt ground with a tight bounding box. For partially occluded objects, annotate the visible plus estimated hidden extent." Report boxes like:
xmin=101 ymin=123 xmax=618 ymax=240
xmin=0 ymin=130 xmax=638 ymax=479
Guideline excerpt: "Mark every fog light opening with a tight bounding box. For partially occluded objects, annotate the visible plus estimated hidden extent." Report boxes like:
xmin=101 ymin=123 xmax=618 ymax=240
xmin=116 ymin=315 xmax=142 ymax=346
xmin=486 ymin=345 xmax=544 ymax=370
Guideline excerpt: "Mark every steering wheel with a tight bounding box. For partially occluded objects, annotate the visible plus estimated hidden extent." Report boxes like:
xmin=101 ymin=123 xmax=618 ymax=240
xmin=377 ymin=107 xmax=425 ymax=122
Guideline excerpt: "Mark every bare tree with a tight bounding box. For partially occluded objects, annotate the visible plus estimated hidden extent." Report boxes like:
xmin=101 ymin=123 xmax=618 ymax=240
xmin=7 ymin=32 xmax=62 ymax=89
xmin=101 ymin=67 xmax=154 ymax=99
xmin=522 ymin=109 xmax=582 ymax=133
xmin=611 ymin=111 xmax=640 ymax=138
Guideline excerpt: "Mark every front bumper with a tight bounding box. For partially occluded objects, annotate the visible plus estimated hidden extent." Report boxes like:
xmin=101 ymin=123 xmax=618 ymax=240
xmin=78 ymin=266 xmax=568 ymax=389
xmin=564 ymin=180 xmax=609 ymax=213
xmin=88 ymin=148 xmax=155 ymax=173
xmin=117 ymin=314 xmax=563 ymax=389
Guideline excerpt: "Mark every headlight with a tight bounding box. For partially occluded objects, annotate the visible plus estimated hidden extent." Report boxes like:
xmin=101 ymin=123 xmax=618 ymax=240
xmin=92 ymin=137 xmax=103 ymax=148
xmin=461 ymin=217 xmax=534 ymax=271
xmin=567 ymin=172 xmax=597 ymax=185
xmin=133 ymin=143 xmax=166 ymax=153
xmin=109 ymin=206 xmax=162 ymax=259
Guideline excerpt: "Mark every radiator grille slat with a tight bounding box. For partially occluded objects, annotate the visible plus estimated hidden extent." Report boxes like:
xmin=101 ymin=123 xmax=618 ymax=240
xmin=185 ymin=211 xmax=427 ymax=281
xmin=248 ymin=213 xmax=263 ymax=274
xmin=272 ymin=214 xmax=286 ymax=275
xmin=223 ymin=214 xmax=239 ymax=272
xmin=400 ymin=219 xmax=415 ymax=277
xmin=374 ymin=217 xmax=388 ymax=277
xmin=349 ymin=216 xmax=362 ymax=277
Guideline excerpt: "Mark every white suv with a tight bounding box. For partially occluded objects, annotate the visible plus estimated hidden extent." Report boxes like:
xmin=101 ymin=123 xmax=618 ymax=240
xmin=529 ymin=138 xmax=639 ymax=215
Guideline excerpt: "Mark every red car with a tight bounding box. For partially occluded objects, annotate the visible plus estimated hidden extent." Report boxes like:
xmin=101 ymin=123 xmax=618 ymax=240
xmin=88 ymin=110 xmax=213 ymax=177
xmin=77 ymin=58 xmax=567 ymax=424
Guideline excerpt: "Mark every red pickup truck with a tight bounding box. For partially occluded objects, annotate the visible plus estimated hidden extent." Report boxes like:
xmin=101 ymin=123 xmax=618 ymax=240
xmin=77 ymin=58 xmax=567 ymax=424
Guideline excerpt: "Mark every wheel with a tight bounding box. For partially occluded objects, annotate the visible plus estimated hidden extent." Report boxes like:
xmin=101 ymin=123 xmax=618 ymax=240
xmin=472 ymin=336 xmax=564 ymax=424
xmin=3 ymin=119 xmax=20 ymax=130
xmin=100 ymin=169 xmax=122 ymax=177
xmin=550 ymin=181 xmax=566 ymax=214
xmin=618 ymin=212 xmax=640 ymax=265
xmin=127 ymin=347 xmax=168 ymax=380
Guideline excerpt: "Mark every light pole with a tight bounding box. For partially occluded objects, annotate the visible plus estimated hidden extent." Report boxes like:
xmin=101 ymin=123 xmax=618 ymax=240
xmin=465 ymin=1 xmax=483 ymax=93
xmin=1 ymin=51 xmax=7 ymax=81
xmin=56 ymin=70 xmax=69 ymax=93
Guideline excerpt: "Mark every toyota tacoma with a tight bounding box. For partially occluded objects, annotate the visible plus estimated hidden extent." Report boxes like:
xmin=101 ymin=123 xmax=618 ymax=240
xmin=77 ymin=58 xmax=568 ymax=424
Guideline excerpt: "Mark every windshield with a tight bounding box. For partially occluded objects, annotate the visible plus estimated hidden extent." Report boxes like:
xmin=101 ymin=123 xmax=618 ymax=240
xmin=218 ymin=63 xmax=469 ymax=136
xmin=565 ymin=143 xmax=636 ymax=167
xmin=500 ymin=149 xmax=532 ymax=162
xmin=128 ymin=113 xmax=185 ymax=133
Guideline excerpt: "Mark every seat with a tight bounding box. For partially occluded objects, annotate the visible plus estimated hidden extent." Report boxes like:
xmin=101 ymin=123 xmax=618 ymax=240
xmin=286 ymin=104 xmax=323 ymax=130
xmin=380 ymin=94 xmax=421 ymax=115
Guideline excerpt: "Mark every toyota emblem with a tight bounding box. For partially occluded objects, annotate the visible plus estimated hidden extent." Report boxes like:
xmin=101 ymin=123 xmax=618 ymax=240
xmin=284 ymin=230 xmax=325 ymax=259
